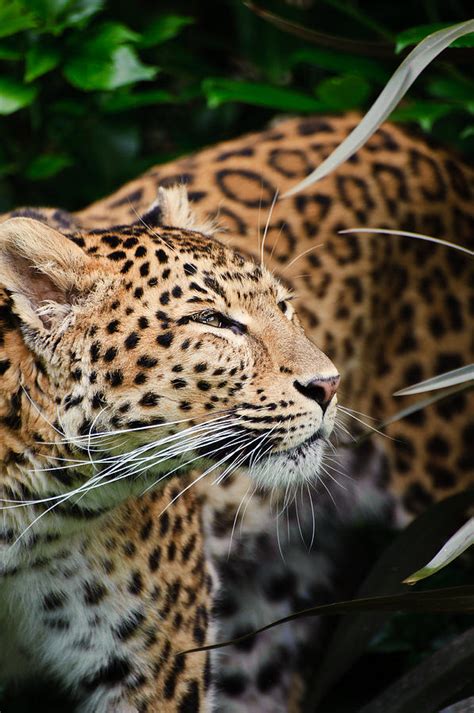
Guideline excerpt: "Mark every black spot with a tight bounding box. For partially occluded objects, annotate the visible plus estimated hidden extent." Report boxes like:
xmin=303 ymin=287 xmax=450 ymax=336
xmin=90 ymin=341 xmax=101 ymax=362
xmin=157 ymin=332 xmax=174 ymax=348
xmin=106 ymin=320 xmax=120 ymax=334
xmin=0 ymin=359 xmax=11 ymax=375
xmin=163 ymin=654 xmax=186 ymax=699
xmin=172 ymin=286 xmax=183 ymax=298
xmin=138 ymin=316 xmax=149 ymax=329
xmin=430 ymin=465 xmax=455 ymax=489
xmin=427 ymin=435 xmax=450 ymax=457
xmin=84 ymin=580 xmax=107 ymax=605
xmin=137 ymin=355 xmax=158 ymax=369
xmin=139 ymin=392 xmax=160 ymax=407
xmin=43 ymin=591 xmax=67 ymax=611
xmin=183 ymin=263 xmax=197 ymax=275
xmin=156 ymin=249 xmax=168 ymax=264
xmin=160 ymin=511 xmax=170 ymax=536
xmin=83 ymin=657 xmax=131 ymax=690
xmin=128 ymin=571 xmax=143 ymax=595
xmin=107 ymin=250 xmax=127 ymax=261
xmin=106 ymin=370 xmax=124 ymax=387
xmin=104 ymin=347 xmax=118 ymax=363
xmin=148 ymin=547 xmax=161 ymax=572
xmin=218 ymin=672 xmax=247 ymax=697
xmin=114 ymin=610 xmax=145 ymax=641
xmin=134 ymin=372 xmax=147 ymax=385
xmin=256 ymin=660 xmax=280 ymax=693
xmin=178 ymin=680 xmax=200 ymax=713
xmin=172 ymin=378 xmax=187 ymax=389
xmin=125 ymin=332 xmax=140 ymax=349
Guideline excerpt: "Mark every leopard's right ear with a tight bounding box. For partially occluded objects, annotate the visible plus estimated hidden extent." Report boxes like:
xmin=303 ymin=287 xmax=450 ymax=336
xmin=0 ymin=218 xmax=103 ymax=331
xmin=139 ymin=185 xmax=218 ymax=236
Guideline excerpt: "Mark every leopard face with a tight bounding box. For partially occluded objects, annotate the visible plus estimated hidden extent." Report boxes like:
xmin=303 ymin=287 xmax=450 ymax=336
xmin=0 ymin=188 xmax=339 ymax=517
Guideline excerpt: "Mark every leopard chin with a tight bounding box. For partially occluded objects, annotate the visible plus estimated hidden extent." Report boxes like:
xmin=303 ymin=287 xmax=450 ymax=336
xmin=249 ymin=438 xmax=326 ymax=490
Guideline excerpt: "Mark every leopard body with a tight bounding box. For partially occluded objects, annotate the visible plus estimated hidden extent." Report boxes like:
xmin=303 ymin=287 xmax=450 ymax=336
xmin=0 ymin=113 xmax=472 ymax=711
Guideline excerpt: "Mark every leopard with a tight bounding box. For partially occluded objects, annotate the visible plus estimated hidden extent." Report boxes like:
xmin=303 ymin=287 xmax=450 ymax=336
xmin=0 ymin=113 xmax=472 ymax=713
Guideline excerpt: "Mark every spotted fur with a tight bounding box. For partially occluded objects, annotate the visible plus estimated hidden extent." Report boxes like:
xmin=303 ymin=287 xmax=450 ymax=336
xmin=1 ymin=114 xmax=472 ymax=711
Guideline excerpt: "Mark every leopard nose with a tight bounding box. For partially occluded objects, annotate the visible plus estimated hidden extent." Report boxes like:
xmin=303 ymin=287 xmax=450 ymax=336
xmin=293 ymin=375 xmax=340 ymax=413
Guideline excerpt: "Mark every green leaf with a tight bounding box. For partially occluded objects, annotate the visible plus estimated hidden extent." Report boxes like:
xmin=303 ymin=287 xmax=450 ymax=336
xmin=405 ymin=518 xmax=474 ymax=584
xmin=0 ymin=1 xmax=36 ymax=39
xmin=394 ymin=365 xmax=474 ymax=396
xmin=100 ymin=88 xmax=174 ymax=112
xmin=461 ymin=125 xmax=474 ymax=139
xmin=181 ymin=585 xmax=474 ymax=654
xmin=391 ymin=100 xmax=456 ymax=131
xmin=0 ymin=77 xmax=37 ymax=114
xmin=25 ymin=0 xmax=103 ymax=30
xmin=315 ymin=75 xmax=371 ymax=110
xmin=290 ymin=48 xmax=389 ymax=85
xmin=306 ymin=491 xmax=474 ymax=708
xmin=428 ymin=76 xmax=474 ymax=103
xmin=25 ymin=44 xmax=61 ymax=82
xmin=360 ymin=627 xmax=474 ymax=713
xmin=64 ymin=46 xmax=157 ymax=91
xmin=202 ymin=78 xmax=327 ymax=112
xmin=139 ymin=14 xmax=194 ymax=48
xmin=282 ymin=20 xmax=474 ymax=198
xmin=26 ymin=152 xmax=72 ymax=180
xmin=396 ymin=23 xmax=474 ymax=53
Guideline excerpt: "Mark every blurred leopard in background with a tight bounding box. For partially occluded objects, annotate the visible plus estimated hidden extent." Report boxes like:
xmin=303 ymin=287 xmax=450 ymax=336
xmin=1 ymin=114 xmax=472 ymax=711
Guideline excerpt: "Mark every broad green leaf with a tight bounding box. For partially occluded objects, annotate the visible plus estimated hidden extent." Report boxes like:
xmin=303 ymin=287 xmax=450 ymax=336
xmin=428 ymin=76 xmax=474 ymax=103
xmin=26 ymin=153 xmax=72 ymax=180
xmin=396 ymin=23 xmax=474 ymax=53
xmin=78 ymin=21 xmax=140 ymax=52
xmin=360 ymin=627 xmax=474 ymax=713
xmin=390 ymin=100 xmax=456 ymax=131
xmin=25 ymin=44 xmax=61 ymax=82
xmin=315 ymin=75 xmax=371 ymax=110
xmin=139 ymin=14 xmax=194 ymax=48
xmin=64 ymin=46 xmax=156 ymax=91
xmin=405 ymin=518 xmax=474 ymax=584
xmin=0 ymin=1 xmax=36 ymax=38
xmin=340 ymin=228 xmax=473 ymax=257
xmin=394 ymin=365 xmax=474 ymax=397
xmin=306 ymin=491 xmax=474 ymax=708
xmin=0 ymin=78 xmax=37 ymax=114
xmin=290 ymin=48 xmax=389 ymax=85
xmin=461 ymin=125 xmax=474 ymax=139
xmin=282 ymin=20 xmax=474 ymax=198
xmin=25 ymin=0 xmax=103 ymax=30
xmin=181 ymin=585 xmax=474 ymax=654
xmin=203 ymin=78 xmax=327 ymax=112
xmin=101 ymin=89 xmax=174 ymax=112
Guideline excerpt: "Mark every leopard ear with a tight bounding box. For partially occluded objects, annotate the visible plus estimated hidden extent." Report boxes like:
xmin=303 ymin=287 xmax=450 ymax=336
xmin=0 ymin=217 xmax=99 ymax=330
xmin=140 ymin=185 xmax=217 ymax=236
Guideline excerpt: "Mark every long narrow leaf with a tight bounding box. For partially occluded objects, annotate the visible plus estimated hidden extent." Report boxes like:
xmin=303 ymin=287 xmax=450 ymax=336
xmin=281 ymin=19 xmax=474 ymax=198
xmin=394 ymin=365 xmax=474 ymax=396
xmin=181 ymin=586 xmax=474 ymax=654
xmin=339 ymin=228 xmax=474 ymax=258
xmin=360 ymin=627 xmax=474 ymax=713
xmin=404 ymin=518 xmax=474 ymax=584
xmin=306 ymin=491 xmax=474 ymax=708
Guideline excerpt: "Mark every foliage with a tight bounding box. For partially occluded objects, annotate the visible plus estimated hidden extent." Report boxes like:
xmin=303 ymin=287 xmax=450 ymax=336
xmin=0 ymin=0 xmax=473 ymax=212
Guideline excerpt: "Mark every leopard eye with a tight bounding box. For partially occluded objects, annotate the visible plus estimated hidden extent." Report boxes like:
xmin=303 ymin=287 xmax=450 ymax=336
xmin=193 ymin=310 xmax=246 ymax=335
xmin=196 ymin=310 xmax=225 ymax=328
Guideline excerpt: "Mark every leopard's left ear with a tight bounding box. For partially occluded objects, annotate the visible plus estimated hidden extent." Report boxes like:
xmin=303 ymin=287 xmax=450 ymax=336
xmin=139 ymin=185 xmax=217 ymax=236
xmin=0 ymin=218 xmax=108 ymax=331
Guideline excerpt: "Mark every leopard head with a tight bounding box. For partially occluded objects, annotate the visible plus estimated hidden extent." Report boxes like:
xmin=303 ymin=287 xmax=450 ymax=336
xmin=0 ymin=187 xmax=339 ymax=516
